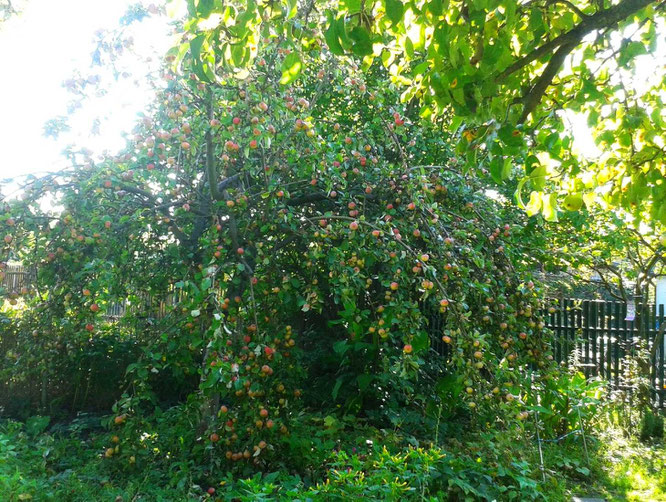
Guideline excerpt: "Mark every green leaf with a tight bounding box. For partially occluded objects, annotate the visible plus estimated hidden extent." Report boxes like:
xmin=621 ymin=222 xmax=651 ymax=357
xmin=189 ymin=33 xmax=206 ymax=63
xmin=385 ymin=0 xmax=404 ymax=25
xmin=280 ymin=52 xmax=302 ymax=85
xmin=231 ymin=44 xmax=246 ymax=67
xmin=332 ymin=377 xmax=344 ymax=399
xmin=25 ymin=416 xmax=50 ymax=436
xmin=489 ymin=156 xmax=511 ymax=183
xmin=197 ymin=0 xmax=215 ymax=18
xmin=618 ymin=40 xmax=647 ymax=67
xmin=333 ymin=340 xmax=349 ymax=355
xmin=525 ymin=191 xmax=542 ymax=216
xmin=349 ymin=26 xmax=373 ymax=57
xmin=428 ymin=0 xmax=444 ymax=16
xmin=530 ymin=165 xmax=547 ymax=190
xmin=336 ymin=16 xmax=352 ymax=50
xmin=412 ymin=330 xmax=430 ymax=352
xmin=357 ymin=374 xmax=373 ymax=391
xmin=324 ymin=15 xmax=344 ymax=55
xmin=542 ymin=193 xmax=559 ymax=222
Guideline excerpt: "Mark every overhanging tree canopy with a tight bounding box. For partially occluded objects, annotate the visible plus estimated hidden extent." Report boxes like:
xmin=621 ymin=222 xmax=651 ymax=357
xmin=173 ymin=0 xmax=666 ymax=225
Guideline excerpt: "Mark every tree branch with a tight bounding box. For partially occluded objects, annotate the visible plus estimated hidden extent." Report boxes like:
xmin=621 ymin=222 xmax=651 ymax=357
xmin=519 ymin=40 xmax=578 ymax=123
xmin=496 ymin=0 xmax=656 ymax=82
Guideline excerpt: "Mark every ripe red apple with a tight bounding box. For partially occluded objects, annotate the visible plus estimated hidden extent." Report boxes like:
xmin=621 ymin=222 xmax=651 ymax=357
xmin=390 ymin=282 xmax=399 ymax=291
xmin=90 ymin=303 xmax=100 ymax=312
xmin=403 ymin=344 xmax=412 ymax=354
xmin=349 ymin=221 xmax=358 ymax=231
xmin=85 ymin=323 xmax=94 ymax=332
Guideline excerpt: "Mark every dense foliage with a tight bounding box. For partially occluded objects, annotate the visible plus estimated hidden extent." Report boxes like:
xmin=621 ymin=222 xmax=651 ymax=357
xmin=1 ymin=2 xmax=664 ymax=500
xmin=0 ymin=24 xmax=561 ymax=474
xmin=5 ymin=414 xmax=663 ymax=501
xmin=176 ymin=0 xmax=666 ymax=225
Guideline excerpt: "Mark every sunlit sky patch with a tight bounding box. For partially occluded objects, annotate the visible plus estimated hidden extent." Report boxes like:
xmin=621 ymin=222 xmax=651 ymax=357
xmin=0 ymin=0 xmax=172 ymax=191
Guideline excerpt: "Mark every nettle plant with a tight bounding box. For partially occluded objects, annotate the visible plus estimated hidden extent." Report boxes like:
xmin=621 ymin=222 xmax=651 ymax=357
xmin=1 ymin=44 xmax=553 ymax=467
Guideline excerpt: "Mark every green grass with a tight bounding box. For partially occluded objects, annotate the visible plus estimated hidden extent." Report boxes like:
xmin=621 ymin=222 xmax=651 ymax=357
xmin=0 ymin=416 xmax=664 ymax=501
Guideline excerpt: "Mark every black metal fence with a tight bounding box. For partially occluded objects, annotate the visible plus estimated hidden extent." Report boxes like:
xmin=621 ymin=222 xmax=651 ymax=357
xmin=544 ymin=298 xmax=665 ymax=407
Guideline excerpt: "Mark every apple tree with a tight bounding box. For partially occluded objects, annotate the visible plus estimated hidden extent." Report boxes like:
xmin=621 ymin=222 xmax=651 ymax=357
xmin=1 ymin=35 xmax=554 ymax=468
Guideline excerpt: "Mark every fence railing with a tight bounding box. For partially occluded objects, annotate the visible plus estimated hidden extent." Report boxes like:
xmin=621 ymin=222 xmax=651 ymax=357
xmin=544 ymin=298 xmax=665 ymax=407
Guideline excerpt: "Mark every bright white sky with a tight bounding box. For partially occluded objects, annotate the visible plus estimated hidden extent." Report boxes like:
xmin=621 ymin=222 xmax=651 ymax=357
xmin=0 ymin=0 xmax=172 ymax=190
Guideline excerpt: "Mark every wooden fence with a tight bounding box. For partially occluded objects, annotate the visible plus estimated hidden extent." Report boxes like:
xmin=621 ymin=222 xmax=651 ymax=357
xmin=0 ymin=264 xmax=34 ymax=293
xmin=544 ymin=298 xmax=666 ymax=407
xmin=0 ymin=265 xmax=178 ymax=320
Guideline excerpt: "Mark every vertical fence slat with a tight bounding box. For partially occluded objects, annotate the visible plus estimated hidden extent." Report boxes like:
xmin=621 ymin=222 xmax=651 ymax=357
xmin=595 ymin=302 xmax=606 ymax=377
xmin=591 ymin=301 xmax=598 ymax=377
xmin=614 ymin=302 xmax=621 ymax=388
xmin=572 ymin=302 xmax=584 ymax=363
xmin=657 ymin=304 xmax=666 ymax=408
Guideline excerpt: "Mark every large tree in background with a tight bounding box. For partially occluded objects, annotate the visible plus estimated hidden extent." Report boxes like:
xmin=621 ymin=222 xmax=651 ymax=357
xmin=175 ymin=0 xmax=666 ymax=228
